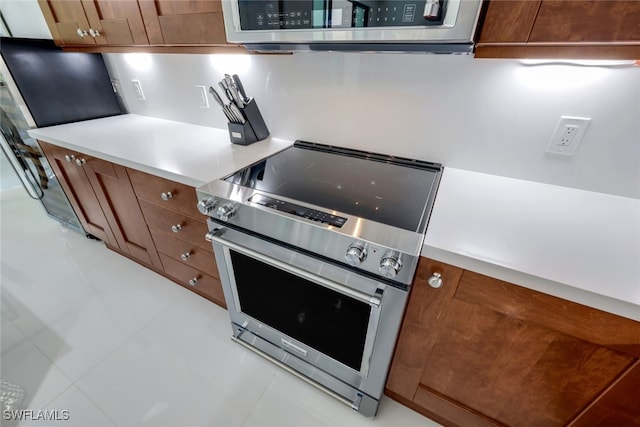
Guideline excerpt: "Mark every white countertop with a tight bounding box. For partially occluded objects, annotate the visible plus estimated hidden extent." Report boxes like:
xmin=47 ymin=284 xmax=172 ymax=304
xmin=29 ymin=115 xmax=640 ymax=321
xmin=28 ymin=114 xmax=292 ymax=187
xmin=423 ymin=168 xmax=640 ymax=321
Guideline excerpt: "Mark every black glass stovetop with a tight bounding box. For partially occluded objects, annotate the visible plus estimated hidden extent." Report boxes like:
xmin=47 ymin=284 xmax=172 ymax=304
xmin=224 ymin=141 xmax=442 ymax=232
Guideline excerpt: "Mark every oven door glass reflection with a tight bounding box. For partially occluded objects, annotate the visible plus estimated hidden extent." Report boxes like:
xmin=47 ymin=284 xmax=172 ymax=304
xmin=230 ymin=250 xmax=371 ymax=371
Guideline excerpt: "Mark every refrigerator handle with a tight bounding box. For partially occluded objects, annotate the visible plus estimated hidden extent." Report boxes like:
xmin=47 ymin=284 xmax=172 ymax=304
xmin=0 ymin=134 xmax=44 ymax=200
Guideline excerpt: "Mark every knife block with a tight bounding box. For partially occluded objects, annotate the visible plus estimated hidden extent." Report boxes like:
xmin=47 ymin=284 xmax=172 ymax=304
xmin=227 ymin=98 xmax=270 ymax=146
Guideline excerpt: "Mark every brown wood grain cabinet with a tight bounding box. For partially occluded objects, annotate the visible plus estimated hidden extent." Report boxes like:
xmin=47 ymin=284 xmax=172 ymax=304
xmin=38 ymin=0 xmax=231 ymax=49
xmin=38 ymin=141 xmax=162 ymax=270
xmin=475 ymin=0 xmax=640 ymax=59
xmin=39 ymin=141 xmax=224 ymax=306
xmin=38 ymin=0 xmax=149 ymax=47
xmin=128 ymin=168 xmax=225 ymax=307
xmin=385 ymin=257 xmax=640 ymax=427
xmin=39 ymin=140 xmax=118 ymax=246
xmin=138 ymin=0 xmax=227 ymax=45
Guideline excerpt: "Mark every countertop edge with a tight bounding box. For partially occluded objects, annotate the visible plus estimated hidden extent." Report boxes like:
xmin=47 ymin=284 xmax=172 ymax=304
xmin=421 ymin=245 xmax=640 ymax=322
xmin=28 ymin=115 xmax=294 ymax=188
xmin=32 ymin=134 xmax=206 ymax=187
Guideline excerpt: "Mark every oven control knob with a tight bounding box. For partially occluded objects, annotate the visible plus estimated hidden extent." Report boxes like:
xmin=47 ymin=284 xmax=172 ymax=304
xmin=216 ymin=202 xmax=237 ymax=221
xmin=197 ymin=198 xmax=217 ymax=215
xmin=345 ymin=243 xmax=367 ymax=266
xmin=379 ymin=252 xmax=403 ymax=279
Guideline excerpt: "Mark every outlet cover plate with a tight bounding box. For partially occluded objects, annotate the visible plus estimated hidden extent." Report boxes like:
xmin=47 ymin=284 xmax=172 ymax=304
xmin=131 ymin=79 xmax=145 ymax=100
xmin=546 ymin=116 xmax=591 ymax=155
xmin=195 ymin=85 xmax=209 ymax=108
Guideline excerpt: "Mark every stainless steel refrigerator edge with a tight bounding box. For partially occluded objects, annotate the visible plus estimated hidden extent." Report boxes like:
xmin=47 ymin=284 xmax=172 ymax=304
xmin=0 ymin=37 xmax=124 ymax=235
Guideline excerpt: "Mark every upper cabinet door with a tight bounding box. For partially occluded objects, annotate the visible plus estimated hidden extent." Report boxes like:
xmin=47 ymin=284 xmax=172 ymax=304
xmin=39 ymin=0 xmax=149 ymax=46
xmin=81 ymin=0 xmax=149 ymax=45
xmin=529 ymin=0 xmax=640 ymax=43
xmin=139 ymin=0 xmax=227 ymax=45
xmin=475 ymin=0 xmax=640 ymax=59
xmin=38 ymin=0 xmax=96 ymax=45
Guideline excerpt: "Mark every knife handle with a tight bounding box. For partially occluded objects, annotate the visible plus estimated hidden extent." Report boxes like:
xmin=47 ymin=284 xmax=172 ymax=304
xmin=232 ymin=74 xmax=251 ymax=104
xmin=209 ymin=86 xmax=225 ymax=107
xmin=229 ymin=103 xmax=246 ymax=124
xmin=228 ymin=85 xmax=244 ymax=108
xmin=219 ymin=81 xmax=233 ymax=103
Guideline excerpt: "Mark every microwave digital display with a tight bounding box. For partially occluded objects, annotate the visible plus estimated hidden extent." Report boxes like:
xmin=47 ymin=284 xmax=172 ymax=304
xmin=237 ymin=0 xmax=445 ymax=31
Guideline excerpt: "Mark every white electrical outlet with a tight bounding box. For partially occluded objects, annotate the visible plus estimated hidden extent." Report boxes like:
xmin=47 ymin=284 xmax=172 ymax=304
xmin=110 ymin=78 xmax=121 ymax=94
xmin=195 ymin=85 xmax=209 ymax=108
xmin=131 ymin=79 xmax=145 ymax=100
xmin=546 ymin=116 xmax=591 ymax=155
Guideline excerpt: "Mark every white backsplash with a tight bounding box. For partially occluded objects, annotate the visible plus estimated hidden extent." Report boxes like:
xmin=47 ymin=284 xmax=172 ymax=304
xmin=103 ymin=52 xmax=640 ymax=199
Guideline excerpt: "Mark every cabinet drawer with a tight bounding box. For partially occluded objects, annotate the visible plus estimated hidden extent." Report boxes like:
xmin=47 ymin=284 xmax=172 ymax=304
xmin=160 ymin=253 xmax=225 ymax=306
xmin=127 ymin=168 xmax=202 ymax=219
xmin=140 ymin=200 xmax=211 ymax=252
xmin=151 ymin=228 xmax=218 ymax=277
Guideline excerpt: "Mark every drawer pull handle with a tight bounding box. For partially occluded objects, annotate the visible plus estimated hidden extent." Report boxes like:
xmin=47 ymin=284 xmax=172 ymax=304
xmin=161 ymin=192 xmax=173 ymax=201
xmin=180 ymin=252 xmax=191 ymax=261
xmin=428 ymin=272 xmax=443 ymax=288
xmin=188 ymin=277 xmax=198 ymax=286
xmin=171 ymin=223 xmax=182 ymax=233
xmin=64 ymin=154 xmax=75 ymax=162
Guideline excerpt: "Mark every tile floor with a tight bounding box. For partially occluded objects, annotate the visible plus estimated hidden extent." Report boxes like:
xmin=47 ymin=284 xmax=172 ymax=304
xmin=0 ymin=189 xmax=439 ymax=427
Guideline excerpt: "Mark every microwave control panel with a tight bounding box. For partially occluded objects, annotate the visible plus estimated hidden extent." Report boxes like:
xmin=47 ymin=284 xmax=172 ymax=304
xmin=238 ymin=0 xmax=445 ymax=31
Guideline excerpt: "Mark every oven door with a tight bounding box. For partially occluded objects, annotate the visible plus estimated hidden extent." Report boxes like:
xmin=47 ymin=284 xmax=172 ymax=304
xmin=207 ymin=222 xmax=408 ymax=412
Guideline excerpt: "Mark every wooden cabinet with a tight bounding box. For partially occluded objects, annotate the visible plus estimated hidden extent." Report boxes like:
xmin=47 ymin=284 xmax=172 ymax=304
xmin=139 ymin=0 xmax=226 ymax=45
xmin=38 ymin=0 xmax=149 ymax=47
xmin=38 ymin=0 xmax=231 ymax=49
xmin=128 ymin=168 xmax=225 ymax=307
xmin=475 ymin=1 xmax=640 ymax=59
xmin=39 ymin=140 xmax=117 ymax=245
xmin=39 ymin=141 xmax=224 ymax=306
xmin=38 ymin=141 xmax=162 ymax=269
xmin=385 ymin=258 xmax=640 ymax=427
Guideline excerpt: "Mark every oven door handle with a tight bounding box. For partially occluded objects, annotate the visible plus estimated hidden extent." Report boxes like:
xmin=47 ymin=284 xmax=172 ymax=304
xmin=209 ymin=231 xmax=382 ymax=307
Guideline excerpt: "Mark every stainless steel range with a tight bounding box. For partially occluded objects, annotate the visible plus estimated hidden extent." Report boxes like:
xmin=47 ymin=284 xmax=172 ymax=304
xmin=196 ymin=141 xmax=442 ymax=417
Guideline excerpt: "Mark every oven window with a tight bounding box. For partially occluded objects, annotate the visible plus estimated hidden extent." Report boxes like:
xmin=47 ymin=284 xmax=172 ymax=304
xmin=230 ymin=250 xmax=371 ymax=371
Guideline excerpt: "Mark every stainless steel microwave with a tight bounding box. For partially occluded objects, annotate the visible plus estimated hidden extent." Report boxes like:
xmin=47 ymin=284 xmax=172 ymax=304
xmin=221 ymin=0 xmax=484 ymax=53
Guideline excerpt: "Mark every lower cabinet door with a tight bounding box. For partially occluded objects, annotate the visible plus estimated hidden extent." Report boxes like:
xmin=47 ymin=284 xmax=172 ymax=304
xmin=159 ymin=253 xmax=225 ymax=307
xmin=38 ymin=141 xmax=118 ymax=246
xmin=150 ymin=229 xmax=217 ymax=277
xmin=386 ymin=258 xmax=640 ymax=427
xmin=139 ymin=200 xmax=211 ymax=252
xmin=82 ymin=156 xmax=162 ymax=269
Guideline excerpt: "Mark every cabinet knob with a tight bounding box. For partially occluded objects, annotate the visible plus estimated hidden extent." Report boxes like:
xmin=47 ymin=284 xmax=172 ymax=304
xmin=75 ymin=158 xmax=86 ymax=166
xmin=88 ymin=28 xmax=100 ymax=37
xmin=76 ymin=28 xmax=88 ymax=38
xmin=64 ymin=154 xmax=75 ymax=163
xmin=171 ymin=223 xmax=182 ymax=233
xmin=428 ymin=272 xmax=443 ymax=288
xmin=180 ymin=251 xmax=191 ymax=261
xmin=161 ymin=192 xmax=173 ymax=201
xmin=188 ymin=277 xmax=198 ymax=286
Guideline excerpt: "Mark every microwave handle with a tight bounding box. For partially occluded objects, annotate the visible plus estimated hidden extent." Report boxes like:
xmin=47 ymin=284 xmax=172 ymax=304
xmin=208 ymin=229 xmax=382 ymax=307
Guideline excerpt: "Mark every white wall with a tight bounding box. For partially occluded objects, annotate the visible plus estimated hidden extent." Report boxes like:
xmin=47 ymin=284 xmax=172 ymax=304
xmin=105 ymin=52 xmax=640 ymax=199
